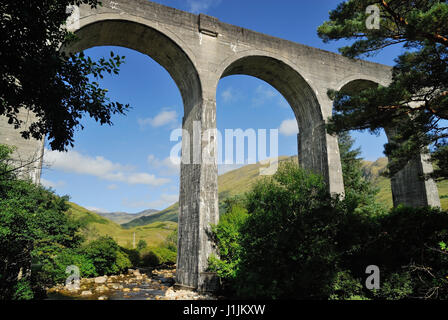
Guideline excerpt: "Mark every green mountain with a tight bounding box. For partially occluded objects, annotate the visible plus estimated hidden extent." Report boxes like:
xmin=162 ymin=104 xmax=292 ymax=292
xmin=96 ymin=209 xmax=159 ymax=224
xmin=121 ymin=203 xmax=179 ymax=229
xmin=122 ymin=156 xmax=448 ymax=228
xmin=67 ymin=202 xmax=176 ymax=248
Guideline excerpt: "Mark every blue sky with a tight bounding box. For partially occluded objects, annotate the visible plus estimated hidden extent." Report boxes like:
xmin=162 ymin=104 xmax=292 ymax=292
xmin=41 ymin=0 xmax=404 ymax=213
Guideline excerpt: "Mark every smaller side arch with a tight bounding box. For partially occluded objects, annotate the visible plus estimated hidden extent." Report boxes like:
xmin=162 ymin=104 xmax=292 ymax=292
xmin=338 ymin=78 xmax=441 ymax=208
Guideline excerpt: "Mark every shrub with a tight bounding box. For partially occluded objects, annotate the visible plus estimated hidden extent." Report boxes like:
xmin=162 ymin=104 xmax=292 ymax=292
xmin=82 ymin=236 xmax=120 ymax=275
xmin=210 ymin=162 xmax=344 ymax=299
xmin=137 ymin=240 xmax=147 ymax=251
xmin=121 ymin=247 xmax=140 ymax=267
xmin=45 ymin=248 xmax=97 ymax=284
xmin=115 ymin=249 xmax=132 ymax=273
xmin=363 ymin=206 xmax=448 ymax=299
xmin=140 ymin=246 xmax=177 ymax=268
xmin=0 ymin=144 xmax=84 ymax=299
xmin=141 ymin=250 xmax=160 ymax=267
xmin=209 ymin=200 xmax=248 ymax=286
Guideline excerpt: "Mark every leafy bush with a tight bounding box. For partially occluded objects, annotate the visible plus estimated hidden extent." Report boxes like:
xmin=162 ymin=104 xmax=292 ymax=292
xmin=121 ymin=247 xmax=141 ymax=267
xmin=364 ymin=206 xmax=448 ymax=299
xmin=141 ymin=247 xmax=177 ymax=268
xmin=137 ymin=240 xmax=147 ymax=251
xmin=140 ymin=228 xmax=178 ymax=268
xmin=209 ymin=160 xmax=448 ymax=300
xmin=210 ymin=162 xmax=344 ymax=299
xmin=0 ymin=144 xmax=85 ymax=299
xmin=209 ymin=200 xmax=248 ymax=285
xmin=115 ymin=249 xmax=132 ymax=273
xmin=141 ymin=251 xmax=160 ymax=267
xmin=0 ymin=144 xmax=137 ymax=300
xmin=82 ymin=236 xmax=120 ymax=275
xmin=43 ymin=248 xmax=97 ymax=284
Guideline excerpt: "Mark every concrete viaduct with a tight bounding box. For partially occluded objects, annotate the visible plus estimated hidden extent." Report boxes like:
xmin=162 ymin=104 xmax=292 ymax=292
xmin=0 ymin=0 xmax=441 ymax=291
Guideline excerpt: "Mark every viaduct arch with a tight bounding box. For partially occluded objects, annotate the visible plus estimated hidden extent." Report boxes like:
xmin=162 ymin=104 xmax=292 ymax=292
xmin=0 ymin=0 xmax=440 ymax=291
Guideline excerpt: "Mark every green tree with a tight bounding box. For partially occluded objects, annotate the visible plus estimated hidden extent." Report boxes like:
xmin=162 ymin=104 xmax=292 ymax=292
xmin=0 ymin=0 xmax=129 ymax=151
xmin=137 ymin=239 xmax=147 ymax=251
xmin=208 ymin=200 xmax=248 ymax=290
xmin=233 ymin=162 xmax=342 ymax=299
xmin=338 ymin=131 xmax=385 ymax=217
xmin=318 ymin=0 xmax=448 ymax=180
xmin=0 ymin=144 xmax=83 ymax=299
xmin=82 ymin=236 xmax=120 ymax=275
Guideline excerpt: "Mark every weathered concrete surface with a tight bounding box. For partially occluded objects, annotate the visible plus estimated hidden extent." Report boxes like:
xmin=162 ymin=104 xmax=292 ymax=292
xmin=1 ymin=0 xmax=441 ymax=291
xmin=0 ymin=112 xmax=44 ymax=184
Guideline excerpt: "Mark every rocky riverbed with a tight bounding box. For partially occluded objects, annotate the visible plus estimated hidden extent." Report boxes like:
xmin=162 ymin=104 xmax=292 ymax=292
xmin=47 ymin=266 xmax=217 ymax=300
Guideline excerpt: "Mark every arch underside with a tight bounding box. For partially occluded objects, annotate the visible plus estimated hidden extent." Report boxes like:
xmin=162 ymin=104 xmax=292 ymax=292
xmin=221 ymin=55 xmax=330 ymax=181
xmin=65 ymin=19 xmax=201 ymax=118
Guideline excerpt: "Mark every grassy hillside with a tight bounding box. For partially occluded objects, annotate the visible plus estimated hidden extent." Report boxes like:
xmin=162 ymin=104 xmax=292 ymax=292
xmin=67 ymin=202 xmax=177 ymax=248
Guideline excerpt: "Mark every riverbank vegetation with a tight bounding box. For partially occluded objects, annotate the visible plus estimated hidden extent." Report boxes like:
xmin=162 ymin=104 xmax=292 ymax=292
xmin=0 ymin=144 xmax=176 ymax=300
xmin=209 ymin=134 xmax=448 ymax=300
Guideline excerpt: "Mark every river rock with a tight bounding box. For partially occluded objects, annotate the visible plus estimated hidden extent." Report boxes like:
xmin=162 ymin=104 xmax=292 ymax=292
xmin=81 ymin=290 xmax=93 ymax=296
xmin=109 ymin=283 xmax=123 ymax=290
xmin=94 ymin=276 xmax=107 ymax=284
xmin=96 ymin=285 xmax=109 ymax=293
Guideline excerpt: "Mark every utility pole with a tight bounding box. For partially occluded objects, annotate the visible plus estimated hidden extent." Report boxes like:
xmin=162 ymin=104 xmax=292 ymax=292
xmin=133 ymin=232 xmax=136 ymax=249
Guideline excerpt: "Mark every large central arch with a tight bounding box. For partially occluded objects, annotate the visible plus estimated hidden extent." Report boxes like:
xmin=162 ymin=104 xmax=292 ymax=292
xmin=216 ymin=53 xmax=345 ymax=195
xmin=63 ymin=19 xmax=202 ymax=117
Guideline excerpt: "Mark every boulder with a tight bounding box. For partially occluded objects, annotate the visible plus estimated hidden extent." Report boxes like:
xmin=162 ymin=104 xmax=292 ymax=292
xmin=94 ymin=276 xmax=107 ymax=284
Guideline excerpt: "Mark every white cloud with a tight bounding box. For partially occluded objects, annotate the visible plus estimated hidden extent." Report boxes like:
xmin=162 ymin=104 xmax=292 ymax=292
xmin=40 ymin=178 xmax=66 ymax=189
xmin=44 ymin=149 xmax=170 ymax=186
xmin=252 ymin=84 xmax=278 ymax=106
xmin=279 ymin=119 xmax=299 ymax=136
xmin=107 ymin=184 xmax=118 ymax=190
xmin=187 ymin=0 xmax=221 ymax=13
xmin=148 ymin=154 xmax=180 ymax=176
xmin=138 ymin=110 xmax=178 ymax=128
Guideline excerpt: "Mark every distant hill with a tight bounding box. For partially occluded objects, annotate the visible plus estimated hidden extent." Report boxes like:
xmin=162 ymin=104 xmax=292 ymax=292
xmin=96 ymin=209 xmax=159 ymax=224
xmin=121 ymin=204 xmax=178 ymax=229
xmin=121 ymin=155 xmax=448 ymax=228
xmin=66 ymin=202 xmax=176 ymax=248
